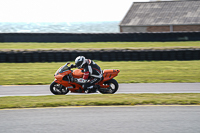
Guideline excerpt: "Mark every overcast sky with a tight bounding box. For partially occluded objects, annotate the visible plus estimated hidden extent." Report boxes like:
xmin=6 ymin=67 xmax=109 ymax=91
xmin=0 ymin=0 xmax=150 ymax=22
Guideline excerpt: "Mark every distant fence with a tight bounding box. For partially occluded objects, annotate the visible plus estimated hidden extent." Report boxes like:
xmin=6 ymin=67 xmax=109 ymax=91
xmin=0 ymin=49 xmax=199 ymax=63
xmin=0 ymin=32 xmax=200 ymax=42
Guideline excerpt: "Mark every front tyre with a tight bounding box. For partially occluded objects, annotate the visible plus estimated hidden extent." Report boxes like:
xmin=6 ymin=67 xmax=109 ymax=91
xmin=98 ymin=79 xmax=118 ymax=94
xmin=50 ymin=81 xmax=69 ymax=95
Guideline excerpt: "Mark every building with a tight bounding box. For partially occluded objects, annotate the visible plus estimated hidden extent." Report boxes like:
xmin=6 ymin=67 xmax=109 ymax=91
xmin=119 ymin=1 xmax=200 ymax=32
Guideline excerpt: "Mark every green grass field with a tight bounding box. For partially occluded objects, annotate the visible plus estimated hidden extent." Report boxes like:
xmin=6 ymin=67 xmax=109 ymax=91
xmin=0 ymin=41 xmax=200 ymax=51
xmin=0 ymin=42 xmax=200 ymax=108
xmin=0 ymin=60 xmax=199 ymax=85
xmin=0 ymin=93 xmax=199 ymax=109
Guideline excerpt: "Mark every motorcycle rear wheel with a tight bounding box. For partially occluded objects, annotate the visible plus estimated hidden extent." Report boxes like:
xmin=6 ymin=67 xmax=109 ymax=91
xmin=98 ymin=79 xmax=118 ymax=94
xmin=50 ymin=81 xmax=69 ymax=95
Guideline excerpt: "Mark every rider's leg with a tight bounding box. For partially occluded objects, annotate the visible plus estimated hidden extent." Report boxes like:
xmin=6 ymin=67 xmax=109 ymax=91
xmin=83 ymin=78 xmax=101 ymax=93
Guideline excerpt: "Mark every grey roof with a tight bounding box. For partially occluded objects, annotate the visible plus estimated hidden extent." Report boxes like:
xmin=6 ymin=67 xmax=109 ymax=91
xmin=120 ymin=1 xmax=200 ymax=26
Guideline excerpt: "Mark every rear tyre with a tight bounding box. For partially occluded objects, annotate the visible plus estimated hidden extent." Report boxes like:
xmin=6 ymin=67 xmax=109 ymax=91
xmin=50 ymin=81 xmax=69 ymax=95
xmin=98 ymin=79 xmax=118 ymax=94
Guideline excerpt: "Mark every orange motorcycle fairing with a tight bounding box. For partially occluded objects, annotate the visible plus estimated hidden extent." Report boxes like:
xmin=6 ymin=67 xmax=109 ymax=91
xmin=102 ymin=69 xmax=120 ymax=81
xmin=54 ymin=69 xmax=82 ymax=93
xmin=98 ymin=69 xmax=120 ymax=88
xmin=54 ymin=70 xmax=71 ymax=82
xmin=54 ymin=78 xmax=84 ymax=93
xmin=54 ymin=79 xmax=71 ymax=88
xmin=66 ymin=82 xmax=84 ymax=93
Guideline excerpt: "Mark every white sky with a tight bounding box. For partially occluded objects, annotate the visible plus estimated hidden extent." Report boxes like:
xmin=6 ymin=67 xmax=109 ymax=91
xmin=0 ymin=0 xmax=149 ymax=22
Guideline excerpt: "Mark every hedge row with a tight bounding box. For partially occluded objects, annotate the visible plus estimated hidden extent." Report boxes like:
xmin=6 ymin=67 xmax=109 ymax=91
xmin=0 ymin=49 xmax=199 ymax=63
xmin=0 ymin=32 xmax=200 ymax=42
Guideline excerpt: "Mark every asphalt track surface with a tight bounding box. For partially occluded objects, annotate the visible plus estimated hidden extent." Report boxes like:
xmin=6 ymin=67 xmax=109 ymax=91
xmin=0 ymin=106 xmax=200 ymax=133
xmin=0 ymin=83 xmax=200 ymax=97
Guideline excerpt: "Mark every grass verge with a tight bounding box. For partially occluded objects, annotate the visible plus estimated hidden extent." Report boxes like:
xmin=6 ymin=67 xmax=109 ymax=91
xmin=0 ymin=94 xmax=199 ymax=109
xmin=0 ymin=60 xmax=200 ymax=85
xmin=0 ymin=41 xmax=200 ymax=51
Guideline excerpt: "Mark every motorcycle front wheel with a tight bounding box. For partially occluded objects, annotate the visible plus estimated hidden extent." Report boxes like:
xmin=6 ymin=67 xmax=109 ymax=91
xmin=98 ymin=79 xmax=118 ymax=94
xmin=50 ymin=81 xmax=69 ymax=95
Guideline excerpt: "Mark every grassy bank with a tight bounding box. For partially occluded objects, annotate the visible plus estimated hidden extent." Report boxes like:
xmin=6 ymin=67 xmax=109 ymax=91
xmin=0 ymin=41 xmax=200 ymax=51
xmin=0 ymin=60 xmax=200 ymax=85
xmin=0 ymin=94 xmax=199 ymax=109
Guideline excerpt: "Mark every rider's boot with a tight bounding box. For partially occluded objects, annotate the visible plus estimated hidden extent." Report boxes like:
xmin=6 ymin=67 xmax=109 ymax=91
xmin=84 ymin=86 xmax=93 ymax=93
xmin=85 ymin=85 xmax=99 ymax=93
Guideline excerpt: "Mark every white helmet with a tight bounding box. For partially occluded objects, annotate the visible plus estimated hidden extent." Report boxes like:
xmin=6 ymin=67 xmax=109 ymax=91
xmin=75 ymin=56 xmax=86 ymax=69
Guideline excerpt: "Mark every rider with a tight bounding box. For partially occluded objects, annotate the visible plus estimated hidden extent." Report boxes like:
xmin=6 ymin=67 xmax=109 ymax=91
xmin=70 ymin=56 xmax=103 ymax=93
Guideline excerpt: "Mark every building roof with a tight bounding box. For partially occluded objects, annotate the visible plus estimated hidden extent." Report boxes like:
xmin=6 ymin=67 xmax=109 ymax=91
xmin=120 ymin=1 xmax=200 ymax=26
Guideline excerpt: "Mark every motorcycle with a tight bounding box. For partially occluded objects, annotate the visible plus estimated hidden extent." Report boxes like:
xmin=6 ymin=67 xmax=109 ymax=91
xmin=50 ymin=62 xmax=120 ymax=95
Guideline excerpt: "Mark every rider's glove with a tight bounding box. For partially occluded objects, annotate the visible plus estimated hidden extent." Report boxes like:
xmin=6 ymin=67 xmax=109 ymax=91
xmin=70 ymin=64 xmax=76 ymax=69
